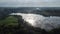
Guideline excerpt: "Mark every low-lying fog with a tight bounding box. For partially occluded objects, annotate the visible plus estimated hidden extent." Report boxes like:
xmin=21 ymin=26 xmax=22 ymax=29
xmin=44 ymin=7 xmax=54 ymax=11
xmin=10 ymin=13 xmax=60 ymax=31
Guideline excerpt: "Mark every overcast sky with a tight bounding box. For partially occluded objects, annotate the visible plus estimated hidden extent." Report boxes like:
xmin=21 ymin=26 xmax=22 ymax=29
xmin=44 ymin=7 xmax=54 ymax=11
xmin=0 ymin=0 xmax=60 ymax=7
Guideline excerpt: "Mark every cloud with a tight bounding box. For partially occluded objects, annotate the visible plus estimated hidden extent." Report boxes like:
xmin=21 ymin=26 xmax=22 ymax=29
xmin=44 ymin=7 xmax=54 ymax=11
xmin=0 ymin=0 xmax=60 ymax=7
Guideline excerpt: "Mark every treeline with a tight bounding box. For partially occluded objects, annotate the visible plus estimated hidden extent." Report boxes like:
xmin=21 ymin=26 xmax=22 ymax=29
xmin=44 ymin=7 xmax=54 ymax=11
xmin=0 ymin=7 xmax=60 ymax=19
xmin=40 ymin=8 xmax=60 ymax=16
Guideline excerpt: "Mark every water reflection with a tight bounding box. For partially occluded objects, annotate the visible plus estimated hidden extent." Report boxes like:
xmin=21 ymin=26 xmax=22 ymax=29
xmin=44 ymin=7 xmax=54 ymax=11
xmin=10 ymin=13 xmax=60 ymax=31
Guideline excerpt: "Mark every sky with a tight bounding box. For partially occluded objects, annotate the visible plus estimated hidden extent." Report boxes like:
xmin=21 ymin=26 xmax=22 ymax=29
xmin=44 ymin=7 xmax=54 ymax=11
xmin=0 ymin=0 xmax=60 ymax=7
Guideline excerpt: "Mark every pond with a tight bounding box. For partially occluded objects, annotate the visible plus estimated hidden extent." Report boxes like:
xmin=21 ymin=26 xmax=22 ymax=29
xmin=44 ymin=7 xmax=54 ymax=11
xmin=10 ymin=13 xmax=60 ymax=31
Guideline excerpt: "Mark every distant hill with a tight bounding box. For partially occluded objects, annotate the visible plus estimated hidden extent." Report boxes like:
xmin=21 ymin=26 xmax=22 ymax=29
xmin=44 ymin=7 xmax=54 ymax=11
xmin=0 ymin=7 xmax=60 ymax=19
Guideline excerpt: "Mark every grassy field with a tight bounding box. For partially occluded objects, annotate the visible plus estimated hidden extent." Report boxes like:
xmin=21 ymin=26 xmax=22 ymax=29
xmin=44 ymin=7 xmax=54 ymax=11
xmin=0 ymin=16 xmax=18 ymax=25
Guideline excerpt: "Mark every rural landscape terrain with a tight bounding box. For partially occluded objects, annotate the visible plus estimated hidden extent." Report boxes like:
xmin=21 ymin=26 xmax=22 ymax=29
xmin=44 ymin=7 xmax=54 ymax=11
xmin=0 ymin=7 xmax=60 ymax=34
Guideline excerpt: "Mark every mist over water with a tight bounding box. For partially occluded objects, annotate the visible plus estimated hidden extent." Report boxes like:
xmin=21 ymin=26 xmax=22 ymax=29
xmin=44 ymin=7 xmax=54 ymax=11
xmin=10 ymin=13 xmax=60 ymax=31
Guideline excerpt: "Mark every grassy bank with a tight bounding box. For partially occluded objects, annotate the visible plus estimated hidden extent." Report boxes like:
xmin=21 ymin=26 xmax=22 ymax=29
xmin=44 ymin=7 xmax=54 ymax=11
xmin=0 ymin=16 xmax=18 ymax=25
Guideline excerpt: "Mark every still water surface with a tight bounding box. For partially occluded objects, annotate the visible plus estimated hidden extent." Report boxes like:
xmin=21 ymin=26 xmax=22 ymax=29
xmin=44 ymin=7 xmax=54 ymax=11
xmin=10 ymin=13 xmax=60 ymax=31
